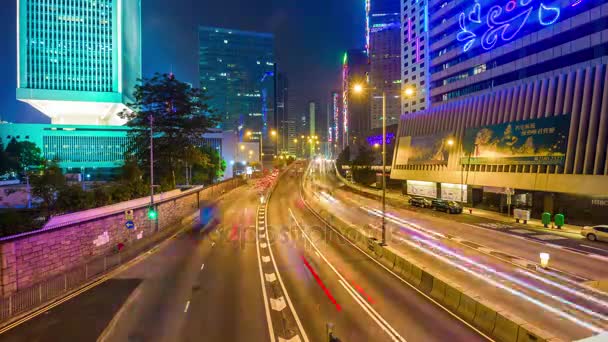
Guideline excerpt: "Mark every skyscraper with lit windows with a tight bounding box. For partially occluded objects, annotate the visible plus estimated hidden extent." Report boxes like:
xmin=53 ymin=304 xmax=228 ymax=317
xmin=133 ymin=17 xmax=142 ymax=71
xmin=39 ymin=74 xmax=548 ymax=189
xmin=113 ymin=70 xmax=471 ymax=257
xmin=16 ymin=0 xmax=142 ymax=125
xmin=198 ymin=26 xmax=275 ymax=136
xmin=401 ymin=0 xmax=429 ymax=114
xmin=368 ymin=0 xmax=402 ymax=129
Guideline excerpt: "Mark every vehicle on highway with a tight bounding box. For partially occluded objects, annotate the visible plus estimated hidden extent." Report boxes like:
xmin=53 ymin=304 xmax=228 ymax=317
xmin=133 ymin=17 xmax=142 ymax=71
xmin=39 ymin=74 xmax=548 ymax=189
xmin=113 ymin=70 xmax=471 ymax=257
xmin=431 ymin=199 xmax=463 ymax=214
xmin=581 ymin=225 xmax=608 ymax=242
xmin=409 ymin=196 xmax=432 ymax=208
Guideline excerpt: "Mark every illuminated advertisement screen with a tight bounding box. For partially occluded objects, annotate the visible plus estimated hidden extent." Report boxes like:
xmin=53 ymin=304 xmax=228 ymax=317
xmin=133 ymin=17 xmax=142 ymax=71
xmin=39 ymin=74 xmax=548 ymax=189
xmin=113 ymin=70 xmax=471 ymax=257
xmin=394 ymin=132 xmax=453 ymax=166
xmin=461 ymin=115 xmax=571 ymax=165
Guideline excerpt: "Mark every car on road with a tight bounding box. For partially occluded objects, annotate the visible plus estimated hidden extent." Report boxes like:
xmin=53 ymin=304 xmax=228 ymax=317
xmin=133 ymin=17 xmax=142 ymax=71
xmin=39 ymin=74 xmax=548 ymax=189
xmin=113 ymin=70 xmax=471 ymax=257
xmin=431 ymin=199 xmax=463 ymax=214
xmin=581 ymin=225 xmax=608 ymax=242
xmin=409 ymin=196 xmax=432 ymax=208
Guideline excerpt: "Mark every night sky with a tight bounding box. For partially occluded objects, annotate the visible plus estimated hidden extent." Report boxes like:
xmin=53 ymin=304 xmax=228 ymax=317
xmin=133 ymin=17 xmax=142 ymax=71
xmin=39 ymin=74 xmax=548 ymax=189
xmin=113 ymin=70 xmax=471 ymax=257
xmin=0 ymin=0 xmax=365 ymax=123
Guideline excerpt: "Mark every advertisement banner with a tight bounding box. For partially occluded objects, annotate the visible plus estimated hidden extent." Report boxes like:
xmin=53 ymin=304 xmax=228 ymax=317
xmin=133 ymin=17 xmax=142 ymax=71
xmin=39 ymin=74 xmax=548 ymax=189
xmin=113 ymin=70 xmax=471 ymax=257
xmin=406 ymin=180 xmax=437 ymax=198
xmin=394 ymin=132 xmax=453 ymax=165
xmin=462 ymin=115 xmax=570 ymax=165
xmin=441 ymin=183 xmax=467 ymax=202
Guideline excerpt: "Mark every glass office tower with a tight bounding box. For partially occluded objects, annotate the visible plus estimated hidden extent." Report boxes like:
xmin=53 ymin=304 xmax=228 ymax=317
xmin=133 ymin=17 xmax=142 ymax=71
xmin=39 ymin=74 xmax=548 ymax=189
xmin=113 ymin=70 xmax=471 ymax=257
xmin=199 ymin=26 xmax=275 ymax=136
xmin=16 ymin=0 xmax=142 ymax=125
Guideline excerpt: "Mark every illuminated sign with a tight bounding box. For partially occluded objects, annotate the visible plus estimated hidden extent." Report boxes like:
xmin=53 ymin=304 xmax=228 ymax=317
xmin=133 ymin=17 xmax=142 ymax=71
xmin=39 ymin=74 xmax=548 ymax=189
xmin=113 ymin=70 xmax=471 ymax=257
xmin=332 ymin=92 xmax=340 ymax=145
xmin=367 ymin=133 xmax=396 ymax=146
xmin=457 ymin=0 xmax=574 ymax=53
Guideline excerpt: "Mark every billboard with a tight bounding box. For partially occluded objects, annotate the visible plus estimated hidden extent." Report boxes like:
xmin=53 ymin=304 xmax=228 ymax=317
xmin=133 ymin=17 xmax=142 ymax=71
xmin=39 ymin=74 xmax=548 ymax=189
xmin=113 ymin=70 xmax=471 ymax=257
xmin=394 ymin=132 xmax=453 ymax=165
xmin=462 ymin=115 xmax=570 ymax=165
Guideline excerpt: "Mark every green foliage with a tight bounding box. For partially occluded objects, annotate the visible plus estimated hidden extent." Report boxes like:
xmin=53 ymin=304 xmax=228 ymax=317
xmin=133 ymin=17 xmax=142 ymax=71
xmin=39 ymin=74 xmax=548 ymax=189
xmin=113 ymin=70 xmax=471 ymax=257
xmin=119 ymin=73 xmax=219 ymax=188
xmin=191 ymin=145 xmax=225 ymax=184
xmin=31 ymin=162 xmax=66 ymax=216
xmin=2 ymin=138 xmax=43 ymax=175
xmin=336 ymin=146 xmax=351 ymax=176
xmin=56 ymin=185 xmax=94 ymax=213
xmin=0 ymin=209 xmax=44 ymax=237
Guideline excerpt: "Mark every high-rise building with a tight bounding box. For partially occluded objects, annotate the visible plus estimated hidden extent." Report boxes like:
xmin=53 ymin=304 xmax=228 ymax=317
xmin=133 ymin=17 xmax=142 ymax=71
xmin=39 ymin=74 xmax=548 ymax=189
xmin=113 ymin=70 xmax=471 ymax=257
xmin=342 ymin=49 xmax=370 ymax=148
xmin=198 ymin=27 xmax=275 ymax=136
xmin=276 ymin=72 xmax=289 ymax=153
xmin=367 ymin=0 xmax=401 ymax=129
xmin=392 ymin=1 xmax=608 ymax=225
xmin=401 ymin=0 xmax=429 ymax=114
xmin=16 ymin=0 xmax=142 ymax=125
xmin=330 ymin=91 xmax=341 ymax=150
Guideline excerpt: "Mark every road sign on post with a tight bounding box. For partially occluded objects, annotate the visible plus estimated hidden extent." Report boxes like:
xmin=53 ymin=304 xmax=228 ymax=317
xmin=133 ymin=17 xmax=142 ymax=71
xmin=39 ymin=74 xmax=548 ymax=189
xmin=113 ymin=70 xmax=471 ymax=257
xmin=125 ymin=220 xmax=136 ymax=230
xmin=125 ymin=209 xmax=134 ymax=220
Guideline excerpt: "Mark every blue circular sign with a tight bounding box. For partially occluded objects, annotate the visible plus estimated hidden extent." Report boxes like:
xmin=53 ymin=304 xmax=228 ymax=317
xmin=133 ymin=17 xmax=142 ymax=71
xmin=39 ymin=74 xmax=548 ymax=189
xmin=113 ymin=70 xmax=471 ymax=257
xmin=125 ymin=220 xmax=135 ymax=230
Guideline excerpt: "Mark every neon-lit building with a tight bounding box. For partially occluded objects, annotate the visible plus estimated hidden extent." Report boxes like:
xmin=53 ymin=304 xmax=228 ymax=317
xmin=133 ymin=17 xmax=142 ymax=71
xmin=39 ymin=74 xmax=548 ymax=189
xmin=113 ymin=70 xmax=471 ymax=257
xmin=16 ymin=0 xmax=142 ymax=125
xmin=341 ymin=49 xmax=370 ymax=148
xmin=368 ymin=0 xmax=402 ymax=129
xmin=392 ymin=0 xmax=608 ymax=225
xmin=198 ymin=27 xmax=275 ymax=137
xmin=401 ymin=0 xmax=429 ymax=114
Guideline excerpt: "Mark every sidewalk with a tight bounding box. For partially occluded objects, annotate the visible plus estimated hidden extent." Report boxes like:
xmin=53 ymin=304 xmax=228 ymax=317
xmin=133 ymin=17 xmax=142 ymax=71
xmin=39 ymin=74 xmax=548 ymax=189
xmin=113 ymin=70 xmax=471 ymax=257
xmin=334 ymin=168 xmax=583 ymax=238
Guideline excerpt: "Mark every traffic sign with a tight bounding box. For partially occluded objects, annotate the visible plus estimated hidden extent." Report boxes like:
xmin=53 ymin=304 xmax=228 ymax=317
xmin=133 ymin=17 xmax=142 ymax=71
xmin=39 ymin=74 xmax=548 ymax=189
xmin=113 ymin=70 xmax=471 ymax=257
xmin=125 ymin=209 xmax=134 ymax=220
xmin=125 ymin=220 xmax=136 ymax=230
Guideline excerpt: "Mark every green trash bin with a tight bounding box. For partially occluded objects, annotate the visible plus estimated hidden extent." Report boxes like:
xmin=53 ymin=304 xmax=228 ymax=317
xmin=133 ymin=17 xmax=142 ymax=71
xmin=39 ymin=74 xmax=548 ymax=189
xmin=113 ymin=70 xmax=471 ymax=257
xmin=542 ymin=212 xmax=551 ymax=228
xmin=554 ymin=213 xmax=565 ymax=229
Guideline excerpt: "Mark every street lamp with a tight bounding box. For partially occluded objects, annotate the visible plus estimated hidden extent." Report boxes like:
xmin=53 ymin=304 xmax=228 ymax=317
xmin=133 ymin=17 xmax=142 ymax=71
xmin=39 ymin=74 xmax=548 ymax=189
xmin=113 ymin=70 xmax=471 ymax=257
xmin=352 ymin=83 xmax=415 ymax=246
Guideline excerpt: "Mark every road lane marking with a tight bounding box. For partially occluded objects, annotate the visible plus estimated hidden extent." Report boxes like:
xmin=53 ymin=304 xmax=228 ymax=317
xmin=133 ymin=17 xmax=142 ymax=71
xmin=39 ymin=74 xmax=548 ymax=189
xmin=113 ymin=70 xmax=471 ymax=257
xmin=581 ymin=244 xmax=606 ymax=252
xmin=255 ymin=207 xmax=276 ymax=342
xmin=289 ymin=209 xmax=405 ymax=342
xmin=200 ymin=263 xmax=205 ymax=271
xmin=270 ymin=296 xmax=287 ymax=311
xmin=260 ymin=242 xmax=268 ymax=248
xmin=262 ymin=256 xmax=271 ymax=263
xmin=263 ymin=203 xmax=309 ymax=341
xmin=184 ymin=301 xmax=190 ymax=313
xmin=265 ymin=273 xmax=277 ymax=282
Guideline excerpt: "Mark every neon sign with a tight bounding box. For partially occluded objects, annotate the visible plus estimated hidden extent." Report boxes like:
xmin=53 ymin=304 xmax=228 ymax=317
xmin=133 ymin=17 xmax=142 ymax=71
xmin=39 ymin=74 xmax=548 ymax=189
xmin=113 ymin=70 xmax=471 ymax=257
xmin=457 ymin=0 xmax=566 ymax=53
xmin=367 ymin=133 xmax=395 ymax=146
xmin=332 ymin=92 xmax=340 ymax=145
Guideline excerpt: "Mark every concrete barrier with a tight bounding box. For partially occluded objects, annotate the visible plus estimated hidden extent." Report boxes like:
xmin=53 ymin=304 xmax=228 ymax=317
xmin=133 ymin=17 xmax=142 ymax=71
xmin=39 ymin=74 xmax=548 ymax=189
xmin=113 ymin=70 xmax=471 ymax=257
xmin=443 ymin=284 xmax=462 ymax=311
xmin=430 ymin=277 xmax=447 ymax=302
xmin=474 ymin=302 xmax=498 ymax=335
xmin=409 ymin=264 xmax=423 ymax=287
xmin=493 ymin=313 xmax=520 ymax=342
xmin=457 ymin=293 xmax=478 ymax=323
xmin=419 ymin=270 xmax=434 ymax=294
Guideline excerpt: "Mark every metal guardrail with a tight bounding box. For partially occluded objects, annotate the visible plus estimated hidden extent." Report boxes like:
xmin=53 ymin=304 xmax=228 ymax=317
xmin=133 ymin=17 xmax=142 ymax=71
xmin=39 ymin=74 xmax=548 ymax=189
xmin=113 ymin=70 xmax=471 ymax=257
xmin=0 ymin=178 xmax=243 ymax=326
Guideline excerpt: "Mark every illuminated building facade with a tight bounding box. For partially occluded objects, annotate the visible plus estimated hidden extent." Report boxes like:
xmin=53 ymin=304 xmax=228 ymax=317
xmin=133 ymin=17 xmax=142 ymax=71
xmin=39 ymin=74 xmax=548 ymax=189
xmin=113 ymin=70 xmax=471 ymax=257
xmin=341 ymin=49 xmax=370 ymax=148
xmin=330 ymin=91 xmax=341 ymax=149
xmin=199 ymin=27 xmax=275 ymax=137
xmin=0 ymin=123 xmax=235 ymax=180
xmin=16 ymin=0 xmax=142 ymax=125
xmin=401 ymin=0 xmax=429 ymax=114
xmin=392 ymin=0 xmax=608 ymax=225
xmin=368 ymin=0 xmax=402 ymax=129
xmin=428 ymin=0 xmax=605 ymax=104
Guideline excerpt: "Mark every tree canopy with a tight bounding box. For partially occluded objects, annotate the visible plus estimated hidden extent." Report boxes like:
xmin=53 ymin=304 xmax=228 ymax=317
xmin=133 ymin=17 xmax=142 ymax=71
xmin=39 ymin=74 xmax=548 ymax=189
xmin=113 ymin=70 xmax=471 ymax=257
xmin=119 ymin=73 xmax=221 ymax=188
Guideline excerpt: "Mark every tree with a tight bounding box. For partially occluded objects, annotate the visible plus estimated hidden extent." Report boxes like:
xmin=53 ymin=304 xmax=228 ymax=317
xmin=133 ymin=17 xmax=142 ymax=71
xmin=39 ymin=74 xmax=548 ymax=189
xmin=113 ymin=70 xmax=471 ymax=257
xmin=31 ymin=162 xmax=66 ymax=217
xmin=191 ymin=145 xmax=225 ymax=184
xmin=336 ymin=146 xmax=351 ymax=176
xmin=119 ymin=73 xmax=218 ymax=189
xmin=5 ymin=138 xmax=43 ymax=172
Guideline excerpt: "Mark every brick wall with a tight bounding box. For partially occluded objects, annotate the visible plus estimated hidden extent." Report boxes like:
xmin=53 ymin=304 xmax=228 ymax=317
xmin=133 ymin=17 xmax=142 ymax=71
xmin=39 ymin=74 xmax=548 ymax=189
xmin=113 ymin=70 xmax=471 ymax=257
xmin=0 ymin=178 xmax=243 ymax=296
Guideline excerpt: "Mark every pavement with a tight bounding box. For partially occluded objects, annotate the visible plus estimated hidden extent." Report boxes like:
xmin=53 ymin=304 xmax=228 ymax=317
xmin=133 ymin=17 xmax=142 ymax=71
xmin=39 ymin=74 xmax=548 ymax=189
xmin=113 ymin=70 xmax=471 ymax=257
xmin=0 ymin=183 xmax=268 ymax=342
xmin=264 ymin=166 xmax=487 ymax=342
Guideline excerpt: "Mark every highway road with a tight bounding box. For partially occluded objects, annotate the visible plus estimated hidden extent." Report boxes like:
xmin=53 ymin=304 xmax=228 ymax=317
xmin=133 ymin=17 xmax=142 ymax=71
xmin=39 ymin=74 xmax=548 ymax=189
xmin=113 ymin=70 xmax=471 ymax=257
xmin=308 ymin=160 xmax=608 ymax=340
xmin=264 ymin=167 xmax=487 ymax=342
xmin=0 ymin=183 xmax=268 ymax=342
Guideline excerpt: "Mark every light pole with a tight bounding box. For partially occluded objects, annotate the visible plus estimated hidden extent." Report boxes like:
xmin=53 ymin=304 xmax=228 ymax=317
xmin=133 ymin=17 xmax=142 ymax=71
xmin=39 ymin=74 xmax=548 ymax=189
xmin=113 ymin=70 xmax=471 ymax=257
xmin=149 ymin=114 xmax=156 ymax=230
xmin=353 ymin=83 xmax=415 ymax=246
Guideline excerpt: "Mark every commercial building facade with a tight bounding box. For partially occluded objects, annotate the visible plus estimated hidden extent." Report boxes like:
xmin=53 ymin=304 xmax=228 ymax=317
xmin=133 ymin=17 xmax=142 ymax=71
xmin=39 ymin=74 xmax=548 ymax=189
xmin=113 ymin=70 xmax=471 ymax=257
xmin=368 ymin=0 xmax=402 ymax=129
xmin=198 ymin=27 xmax=275 ymax=137
xmin=392 ymin=0 xmax=608 ymax=225
xmin=16 ymin=0 xmax=142 ymax=125
xmin=401 ymin=0 xmax=429 ymax=114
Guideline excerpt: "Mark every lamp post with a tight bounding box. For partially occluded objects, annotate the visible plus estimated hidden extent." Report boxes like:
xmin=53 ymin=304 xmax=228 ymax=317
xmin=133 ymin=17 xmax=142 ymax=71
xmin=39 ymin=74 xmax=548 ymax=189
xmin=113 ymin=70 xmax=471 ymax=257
xmin=353 ymin=83 xmax=415 ymax=246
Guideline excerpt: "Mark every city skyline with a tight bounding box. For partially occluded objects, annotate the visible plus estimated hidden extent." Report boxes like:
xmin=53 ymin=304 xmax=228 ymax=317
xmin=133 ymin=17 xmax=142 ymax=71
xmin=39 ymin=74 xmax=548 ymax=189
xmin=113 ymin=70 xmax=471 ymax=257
xmin=0 ymin=0 xmax=365 ymax=124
